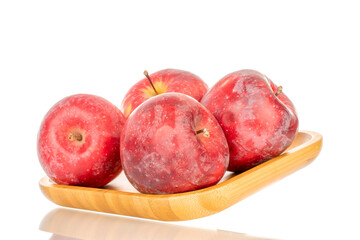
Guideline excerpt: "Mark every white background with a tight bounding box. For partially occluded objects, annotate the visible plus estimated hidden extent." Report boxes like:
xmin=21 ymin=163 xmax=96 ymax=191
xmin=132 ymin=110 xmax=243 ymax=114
xmin=1 ymin=1 xmax=359 ymax=239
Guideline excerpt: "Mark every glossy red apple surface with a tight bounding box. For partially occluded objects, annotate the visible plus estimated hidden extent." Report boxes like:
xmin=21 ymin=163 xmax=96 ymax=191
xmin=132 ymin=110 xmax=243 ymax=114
xmin=201 ymin=69 xmax=298 ymax=172
xmin=37 ymin=94 xmax=126 ymax=187
xmin=120 ymin=69 xmax=208 ymax=118
xmin=120 ymin=93 xmax=229 ymax=194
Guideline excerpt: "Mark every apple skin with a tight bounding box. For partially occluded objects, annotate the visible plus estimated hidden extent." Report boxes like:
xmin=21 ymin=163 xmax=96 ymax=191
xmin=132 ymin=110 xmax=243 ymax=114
xmin=201 ymin=69 xmax=298 ymax=172
xmin=120 ymin=93 xmax=229 ymax=194
xmin=120 ymin=69 xmax=208 ymax=118
xmin=37 ymin=94 xmax=126 ymax=187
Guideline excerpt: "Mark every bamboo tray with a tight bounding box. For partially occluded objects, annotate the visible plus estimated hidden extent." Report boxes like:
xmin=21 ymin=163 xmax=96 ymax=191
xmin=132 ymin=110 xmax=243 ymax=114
xmin=39 ymin=130 xmax=322 ymax=221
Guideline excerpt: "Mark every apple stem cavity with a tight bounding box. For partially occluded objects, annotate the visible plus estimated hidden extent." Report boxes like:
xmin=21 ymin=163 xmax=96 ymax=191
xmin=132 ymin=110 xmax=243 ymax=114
xmin=275 ymin=86 xmax=283 ymax=96
xmin=68 ymin=133 xmax=83 ymax=142
xmin=144 ymin=70 xmax=159 ymax=95
xmin=196 ymin=128 xmax=210 ymax=138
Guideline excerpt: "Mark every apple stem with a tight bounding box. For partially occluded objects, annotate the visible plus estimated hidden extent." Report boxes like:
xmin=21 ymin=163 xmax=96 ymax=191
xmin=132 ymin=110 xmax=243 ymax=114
xmin=196 ymin=128 xmax=210 ymax=138
xmin=144 ymin=70 xmax=158 ymax=95
xmin=68 ymin=133 xmax=82 ymax=141
xmin=275 ymin=86 xmax=283 ymax=96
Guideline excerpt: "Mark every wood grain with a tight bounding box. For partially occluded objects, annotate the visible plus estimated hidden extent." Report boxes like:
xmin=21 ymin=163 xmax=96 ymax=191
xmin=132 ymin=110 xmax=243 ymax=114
xmin=39 ymin=130 xmax=322 ymax=221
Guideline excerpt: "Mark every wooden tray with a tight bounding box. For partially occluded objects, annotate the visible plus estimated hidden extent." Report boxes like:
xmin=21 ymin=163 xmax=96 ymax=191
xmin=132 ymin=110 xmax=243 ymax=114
xmin=39 ymin=130 xmax=322 ymax=221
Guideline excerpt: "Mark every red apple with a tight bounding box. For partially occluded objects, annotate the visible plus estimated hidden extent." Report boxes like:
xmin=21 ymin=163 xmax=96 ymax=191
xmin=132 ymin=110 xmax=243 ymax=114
xmin=120 ymin=93 xmax=229 ymax=194
xmin=120 ymin=69 xmax=208 ymax=118
xmin=37 ymin=94 xmax=126 ymax=187
xmin=201 ymin=69 xmax=298 ymax=172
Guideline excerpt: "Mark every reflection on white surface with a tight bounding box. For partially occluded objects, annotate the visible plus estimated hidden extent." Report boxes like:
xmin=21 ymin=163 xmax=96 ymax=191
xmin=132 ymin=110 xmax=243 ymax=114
xmin=40 ymin=208 xmax=278 ymax=240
